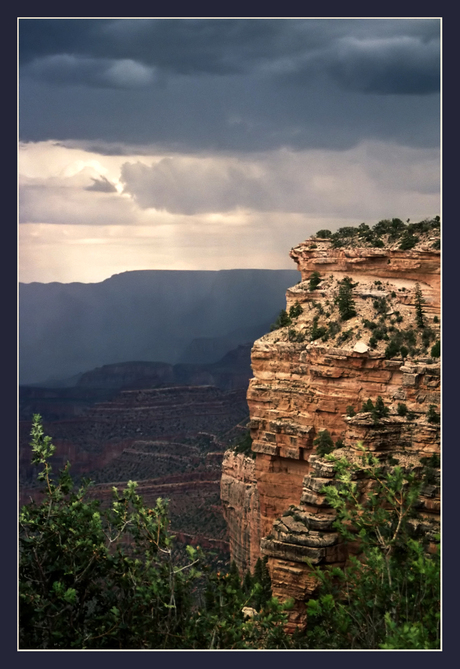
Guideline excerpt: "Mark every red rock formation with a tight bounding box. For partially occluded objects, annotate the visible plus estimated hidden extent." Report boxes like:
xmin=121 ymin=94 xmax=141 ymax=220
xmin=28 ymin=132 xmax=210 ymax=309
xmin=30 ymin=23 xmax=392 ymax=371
xmin=221 ymin=227 xmax=440 ymax=629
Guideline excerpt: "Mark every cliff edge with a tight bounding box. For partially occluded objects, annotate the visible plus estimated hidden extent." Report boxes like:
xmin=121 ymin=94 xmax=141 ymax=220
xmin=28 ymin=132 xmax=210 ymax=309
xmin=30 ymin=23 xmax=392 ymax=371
xmin=221 ymin=218 xmax=440 ymax=630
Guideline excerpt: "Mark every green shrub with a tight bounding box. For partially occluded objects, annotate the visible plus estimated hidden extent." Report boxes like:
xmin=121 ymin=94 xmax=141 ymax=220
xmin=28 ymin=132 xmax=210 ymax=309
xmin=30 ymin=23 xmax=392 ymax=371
xmin=270 ymin=309 xmax=291 ymax=331
xmin=300 ymin=451 xmax=440 ymax=649
xmin=289 ymin=301 xmax=303 ymax=318
xmin=431 ymin=341 xmax=440 ymax=358
xmin=313 ymin=430 xmax=335 ymax=457
xmin=399 ymin=232 xmax=418 ymax=250
xmin=311 ymin=316 xmax=328 ymax=341
xmin=361 ymin=397 xmax=388 ymax=424
xmin=233 ymin=431 xmax=254 ymax=457
xmin=397 ymin=403 xmax=408 ymax=417
xmin=335 ymin=277 xmax=357 ymax=321
xmin=20 ymin=417 xmax=295 ymax=650
xmin=308 ymin=271 xmax=322 ymax=291
xmin=426 ymin=405 xmax=440 ymax=424
xmin=385 ymin=340 xmax=401 ymax=359
xmin=373 ymin=297 xmax=388 ymax=317
xmin=315 ymin=229 xmax=332 ymax=238
xmin=420 ymin=454 xmax=440 ymax=469
xmin=362 ymin=398 xmax=374 ymax=413
xmin=288 ymin=329 xmax=305 ymax=343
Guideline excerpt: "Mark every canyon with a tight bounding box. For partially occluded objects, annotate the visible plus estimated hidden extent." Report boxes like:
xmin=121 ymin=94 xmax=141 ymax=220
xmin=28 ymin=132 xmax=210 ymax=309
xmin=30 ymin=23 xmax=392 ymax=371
xmin=221 ymin=222 xmax=441 ymax=630
xmin=19 ymin=269 xmax=298 ymax=385
xmin=19 ymin=378 xmax=250 ymax=560
xmin=19 ymin=220 xmax=441 ymax=632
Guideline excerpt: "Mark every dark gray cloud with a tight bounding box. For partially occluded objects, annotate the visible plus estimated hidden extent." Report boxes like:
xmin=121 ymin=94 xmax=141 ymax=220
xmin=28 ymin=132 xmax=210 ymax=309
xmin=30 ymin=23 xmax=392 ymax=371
xmin=118 ymin=145 xmax=440 ymax=217
xmin=19 ymin=18 xmax=440 ymax=152
xmin=85 ymin=176 xmax=118 ymax=192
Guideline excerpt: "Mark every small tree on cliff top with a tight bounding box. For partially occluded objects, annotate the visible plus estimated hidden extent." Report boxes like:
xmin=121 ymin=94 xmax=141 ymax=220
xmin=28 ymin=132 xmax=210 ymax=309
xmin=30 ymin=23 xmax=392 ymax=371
xmin=335 ymin=277 xmax=357 ymax=321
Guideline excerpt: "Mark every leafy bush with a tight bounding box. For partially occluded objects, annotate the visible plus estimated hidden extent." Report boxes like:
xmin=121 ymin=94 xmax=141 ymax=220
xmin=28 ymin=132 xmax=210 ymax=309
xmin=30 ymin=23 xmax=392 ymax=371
xmin=336 ymin=329 xmax=354 ymax=345
xmin=373 ymin=297 xmax=388 ymax=317
xmin=232 ymin=431 xmax=254 ymax=457
xmin=288 ymin=329 xmax=305 ymax=343
xmin=311 ymin=316 xmax=328 ymax=342
xmin=289 ymin=301 xmax=303 ymax=318
xmin=300 ymin=450 xmax=440 ymax=649
xmin=399 ymin=232 xmax=418 ymax=250
xmin=335 ymin=226 xmax=358 ymax=238
xmin=420 ymin=454 xmax=440 ymax=469
xmin=397 ymin=403 xmax=408 ymax=417
xmin=315 ymin=229 xmax=332 ymax=238
xmin=328 ymin=321 xmax=341 ymax=337
xmin=426 ymin=405 xmax=440 ymax=424
xmin=19 ymin=416 xmax=294 ymax=650
xmin=431 ymin=341 xmax=440 ymax=358
xmin=385 ymin=340 xmax=401 ymax=359
xmin=308 ymin=271 xmax=322 ymax=291
xmin=270 ymin=309 xmax=291 ymax=331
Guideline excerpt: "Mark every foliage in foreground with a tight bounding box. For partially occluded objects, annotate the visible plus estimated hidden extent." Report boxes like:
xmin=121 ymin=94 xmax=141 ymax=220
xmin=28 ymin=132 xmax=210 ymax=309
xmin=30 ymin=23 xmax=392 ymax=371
xmin=19 ymin=415 xmax=294 ymax=649
xmin=298 ymin=447 xmax=440 ymax=649
xmin=20 ymin=417 xmax=440 ymax=649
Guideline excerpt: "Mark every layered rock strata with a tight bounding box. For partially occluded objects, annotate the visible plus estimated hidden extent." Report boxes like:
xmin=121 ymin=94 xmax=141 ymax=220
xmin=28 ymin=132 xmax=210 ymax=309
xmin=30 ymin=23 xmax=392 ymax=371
xmin=20 ymin=385 xmax=249 ymax=551
xmin=221 ymin=231 xmax=440 ymax=630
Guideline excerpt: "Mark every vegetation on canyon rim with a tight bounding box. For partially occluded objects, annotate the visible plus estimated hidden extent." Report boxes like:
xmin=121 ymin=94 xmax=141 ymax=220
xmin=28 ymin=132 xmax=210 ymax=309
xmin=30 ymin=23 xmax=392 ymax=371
xmin=300 ymin=447 xmax=440 ymax=650
xmin=270 ymin=216 xmax=440 ymax=361
xmin=20 ymin=416 xmax=440 ymax=649
xmin=314 ymin=216 xmax=440 ymax=250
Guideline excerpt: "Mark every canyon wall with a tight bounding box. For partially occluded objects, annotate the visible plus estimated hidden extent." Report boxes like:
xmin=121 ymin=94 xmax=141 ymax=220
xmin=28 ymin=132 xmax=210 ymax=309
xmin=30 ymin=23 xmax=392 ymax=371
xmin=221 ymin=230 xmax=440 ymax=630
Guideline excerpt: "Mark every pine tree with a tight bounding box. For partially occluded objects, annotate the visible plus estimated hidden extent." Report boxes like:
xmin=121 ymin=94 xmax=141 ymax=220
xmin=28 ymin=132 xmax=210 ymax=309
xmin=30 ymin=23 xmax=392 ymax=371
xmin=335 ymin=277 xmax=357 ymax=321
xmin=414 ymin=283 xmax=425 ymax=329
xmin=308 ymin=271 xmax=322 ymax=291
xmin=313 ymin=430 xmax=335 ymax=457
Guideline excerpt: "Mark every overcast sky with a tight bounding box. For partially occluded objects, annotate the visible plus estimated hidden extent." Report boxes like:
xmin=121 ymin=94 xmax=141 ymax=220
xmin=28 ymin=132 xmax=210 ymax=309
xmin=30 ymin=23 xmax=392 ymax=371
xmin=19 ymin=17 xmax=441 ymax=284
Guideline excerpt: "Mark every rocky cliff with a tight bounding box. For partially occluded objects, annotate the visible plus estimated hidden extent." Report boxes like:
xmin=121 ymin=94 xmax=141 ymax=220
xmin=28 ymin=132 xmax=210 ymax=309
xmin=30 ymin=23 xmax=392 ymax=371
xmin=221 ymin=219 xmax=441 ymax=630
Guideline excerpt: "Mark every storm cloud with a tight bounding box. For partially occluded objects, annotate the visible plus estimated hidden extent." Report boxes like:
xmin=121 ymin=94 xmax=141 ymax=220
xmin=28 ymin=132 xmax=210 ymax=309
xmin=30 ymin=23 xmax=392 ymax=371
xmin=19 ymin=18 xmax=440 ymax=152
xmin=18 ymin=18 xmax=441 ymax=284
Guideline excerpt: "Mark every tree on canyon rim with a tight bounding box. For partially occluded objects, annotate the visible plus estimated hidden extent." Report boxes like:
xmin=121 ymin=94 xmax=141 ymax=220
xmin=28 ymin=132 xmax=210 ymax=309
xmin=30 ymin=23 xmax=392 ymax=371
xmin=335 ymin=277 xmax=357 ymax=321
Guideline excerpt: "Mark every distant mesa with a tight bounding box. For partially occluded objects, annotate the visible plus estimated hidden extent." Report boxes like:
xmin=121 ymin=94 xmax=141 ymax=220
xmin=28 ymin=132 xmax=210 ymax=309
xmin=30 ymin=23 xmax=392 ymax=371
xmin=19 ymin=268 xmax=299 ymax=386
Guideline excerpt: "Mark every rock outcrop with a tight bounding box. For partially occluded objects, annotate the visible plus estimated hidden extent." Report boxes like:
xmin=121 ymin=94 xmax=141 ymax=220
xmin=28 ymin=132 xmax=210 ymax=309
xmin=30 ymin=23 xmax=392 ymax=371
xmin=221 ymin=223 xmax=440 ymax=630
